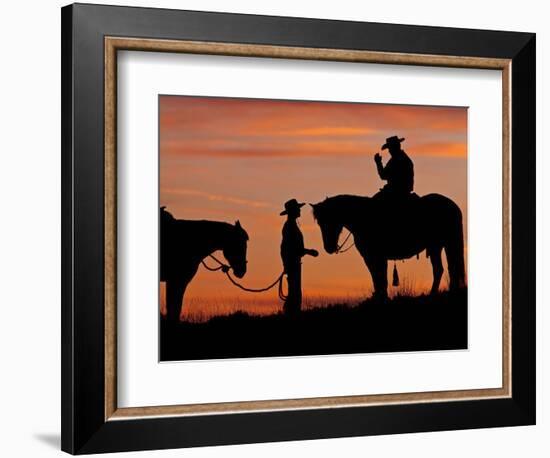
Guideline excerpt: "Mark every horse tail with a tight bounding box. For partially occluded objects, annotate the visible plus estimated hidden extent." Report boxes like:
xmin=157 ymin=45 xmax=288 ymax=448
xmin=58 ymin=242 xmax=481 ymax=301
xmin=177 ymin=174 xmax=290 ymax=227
xmin=444 ymin=206 xmax=466 ymax=290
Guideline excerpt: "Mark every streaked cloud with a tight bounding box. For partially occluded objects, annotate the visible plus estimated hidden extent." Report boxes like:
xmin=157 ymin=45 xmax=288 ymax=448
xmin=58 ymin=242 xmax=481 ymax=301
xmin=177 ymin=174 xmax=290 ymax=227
xmin=160 ymin=95 xmax=467 ymax=159
xmin=163 ymin=187 xmax=272 ymax=209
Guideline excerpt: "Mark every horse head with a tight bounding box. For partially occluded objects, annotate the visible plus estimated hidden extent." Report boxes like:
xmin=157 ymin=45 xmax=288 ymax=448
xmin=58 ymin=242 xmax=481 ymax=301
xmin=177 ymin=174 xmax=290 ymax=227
xmin=223 ymin=220 xmax=249 ymax=278
xmin=310 ymin=198 xmax=344 ymax=254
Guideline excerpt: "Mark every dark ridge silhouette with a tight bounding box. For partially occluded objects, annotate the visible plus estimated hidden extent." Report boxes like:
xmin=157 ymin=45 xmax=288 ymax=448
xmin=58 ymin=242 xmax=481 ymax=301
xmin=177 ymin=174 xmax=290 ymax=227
xmin=311 ymin=193 xmax=465 ymax=299
xmin=160 ymin=207 xmax=249 ymax=322
xmin=160 ymin=289 xmax=467 ymax=361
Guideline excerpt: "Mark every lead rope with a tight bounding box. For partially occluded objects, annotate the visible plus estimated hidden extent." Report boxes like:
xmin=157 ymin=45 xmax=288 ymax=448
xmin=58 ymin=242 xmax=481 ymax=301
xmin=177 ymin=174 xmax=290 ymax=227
xmin=201 ymin=255 xmax=287 ymax=300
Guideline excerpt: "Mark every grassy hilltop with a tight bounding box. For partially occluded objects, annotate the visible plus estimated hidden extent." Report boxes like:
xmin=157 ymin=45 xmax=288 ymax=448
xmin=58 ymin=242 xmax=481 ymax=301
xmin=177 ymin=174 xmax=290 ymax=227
xmin=160 ymin=289 xmax=467 ymax=361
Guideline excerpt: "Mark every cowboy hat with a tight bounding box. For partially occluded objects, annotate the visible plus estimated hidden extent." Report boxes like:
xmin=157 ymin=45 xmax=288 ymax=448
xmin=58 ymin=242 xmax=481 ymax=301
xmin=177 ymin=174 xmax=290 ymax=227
xmin=381 ymin=135 xmax=405 ymax=150
xmin=280 ymin=198 xmax=306 ymax=216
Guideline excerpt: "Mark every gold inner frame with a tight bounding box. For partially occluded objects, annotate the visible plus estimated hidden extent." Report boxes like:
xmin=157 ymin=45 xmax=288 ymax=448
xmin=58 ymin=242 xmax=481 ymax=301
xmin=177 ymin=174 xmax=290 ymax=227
xmin=104 ymin=37 xmax=512 ymax=421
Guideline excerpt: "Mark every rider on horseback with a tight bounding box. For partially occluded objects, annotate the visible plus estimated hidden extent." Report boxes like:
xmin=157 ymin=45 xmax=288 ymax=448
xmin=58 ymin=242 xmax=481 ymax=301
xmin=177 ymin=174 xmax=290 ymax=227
xmin=374 ymin=136 xmax=414 ymax=199
xmin=372 ymin=136 xmax=417 ymax=286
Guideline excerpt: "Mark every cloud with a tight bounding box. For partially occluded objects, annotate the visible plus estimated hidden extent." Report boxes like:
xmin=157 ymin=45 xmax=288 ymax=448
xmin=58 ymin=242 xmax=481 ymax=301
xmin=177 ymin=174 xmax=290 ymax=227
xmin=162 ymin=187 xmax=272 ymax=209
xmin=411 ymin=141 xmax=467 ymax=158
xmin=160 ymin=96 xmax=467 ymax=159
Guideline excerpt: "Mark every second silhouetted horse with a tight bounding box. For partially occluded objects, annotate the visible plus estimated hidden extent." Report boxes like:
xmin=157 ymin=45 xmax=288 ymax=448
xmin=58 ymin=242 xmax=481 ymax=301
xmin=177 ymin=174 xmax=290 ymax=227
xmin=161 ymin=207 xmax=249 ymax=322
xmin=311 ymin=194 xmax=465 ymax=299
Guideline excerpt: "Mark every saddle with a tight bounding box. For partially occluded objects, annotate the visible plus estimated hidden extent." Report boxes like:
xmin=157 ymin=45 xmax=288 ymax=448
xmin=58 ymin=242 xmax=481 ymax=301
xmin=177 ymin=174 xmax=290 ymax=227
xmin=372 ymin=189 xmax=420 ymax=208
xmin=371 ymin=191 xmax=422 ymax=254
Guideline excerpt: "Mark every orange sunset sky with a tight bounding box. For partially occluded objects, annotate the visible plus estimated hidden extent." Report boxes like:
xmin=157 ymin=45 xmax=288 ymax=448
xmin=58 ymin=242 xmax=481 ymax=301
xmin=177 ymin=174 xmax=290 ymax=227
xmin=160 ymin=95 xmax=467 ymax=320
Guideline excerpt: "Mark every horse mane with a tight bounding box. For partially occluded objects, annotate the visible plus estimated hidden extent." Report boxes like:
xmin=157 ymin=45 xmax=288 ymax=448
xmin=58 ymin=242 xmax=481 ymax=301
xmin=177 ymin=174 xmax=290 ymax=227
xmin=161 ymin=208 xmax=248 ymax=241
xmin=312 ymin=195 xmax=371 ymax=220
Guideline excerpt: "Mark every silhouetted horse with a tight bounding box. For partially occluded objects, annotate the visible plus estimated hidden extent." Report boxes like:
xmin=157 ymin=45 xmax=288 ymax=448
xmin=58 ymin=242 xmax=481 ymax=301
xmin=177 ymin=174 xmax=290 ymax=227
xmin=311 ymin=195 xmax=465 ymax=299
xmin=161 ymin=207 xmax=249 ymax=322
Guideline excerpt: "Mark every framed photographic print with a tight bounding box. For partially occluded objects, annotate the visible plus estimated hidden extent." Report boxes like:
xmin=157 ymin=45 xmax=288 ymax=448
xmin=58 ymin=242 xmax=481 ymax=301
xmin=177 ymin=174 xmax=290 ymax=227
xmin=61 ymin=3 xmax=536 ymax=454
xmin=157 ymin=95 xmax=469 ymax=362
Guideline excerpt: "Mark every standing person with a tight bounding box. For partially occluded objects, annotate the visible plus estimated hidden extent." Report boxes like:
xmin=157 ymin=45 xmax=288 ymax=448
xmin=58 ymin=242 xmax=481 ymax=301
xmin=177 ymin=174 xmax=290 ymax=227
xmin=374 ymin=135 xmax=414 ymax=198
xmin=280 ymin=199 xmax=319 ymax=315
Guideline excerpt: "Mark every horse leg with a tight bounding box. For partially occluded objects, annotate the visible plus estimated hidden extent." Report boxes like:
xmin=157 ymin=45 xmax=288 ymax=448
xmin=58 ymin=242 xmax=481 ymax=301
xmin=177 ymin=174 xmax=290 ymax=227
xmin=364 ymin=255 xmax=388 ymax=300
xmin=428 ymin=247 xmax=443 ymax=295
xmin=445 ymin=240 xmax=466 ymax=290
xmin=165 ymin=279 xmax=186 ymax=323
xmin=444 ymin=209 xmax=466 ymax=290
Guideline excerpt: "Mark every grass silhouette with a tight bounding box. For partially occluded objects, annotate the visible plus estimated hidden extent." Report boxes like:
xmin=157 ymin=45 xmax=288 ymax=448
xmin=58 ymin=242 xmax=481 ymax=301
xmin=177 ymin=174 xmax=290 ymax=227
xmin=160 ymin=288 xmax=467 ymax=361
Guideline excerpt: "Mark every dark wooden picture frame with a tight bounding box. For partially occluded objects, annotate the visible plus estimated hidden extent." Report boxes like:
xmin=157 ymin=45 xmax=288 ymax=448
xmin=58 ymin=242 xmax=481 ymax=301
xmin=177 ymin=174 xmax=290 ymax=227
xmin=61 ymin=3 xmax=535 ymax=454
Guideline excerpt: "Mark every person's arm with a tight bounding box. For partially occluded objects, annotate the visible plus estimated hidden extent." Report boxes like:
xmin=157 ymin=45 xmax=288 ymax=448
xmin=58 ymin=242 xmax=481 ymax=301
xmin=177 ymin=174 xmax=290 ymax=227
xmin=296 ymin=230 xmax=317 ymax=258
xmin=297 ymin=233 xmax=306 ymax=257
xmin=304 ymin=248 xmax=319 ymax=257
xmin=374 ymin=153 xmax=386 ymax=179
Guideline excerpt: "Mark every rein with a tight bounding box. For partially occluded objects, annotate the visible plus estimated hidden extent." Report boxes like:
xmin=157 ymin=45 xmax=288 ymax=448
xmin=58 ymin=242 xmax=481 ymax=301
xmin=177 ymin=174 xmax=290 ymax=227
xmin=201 ymin=255 xmax=287 ymax=300
xmin=335 ymin=231 xmax=355 ymax=254
xmin=200 ymin=253 xmax=229 ymax=272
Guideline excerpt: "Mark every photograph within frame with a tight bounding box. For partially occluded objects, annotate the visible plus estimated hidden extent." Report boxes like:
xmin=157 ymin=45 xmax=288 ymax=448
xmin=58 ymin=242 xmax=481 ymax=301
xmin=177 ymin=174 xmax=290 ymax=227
xmin=159 ymin=94 xmax=469 ymax=361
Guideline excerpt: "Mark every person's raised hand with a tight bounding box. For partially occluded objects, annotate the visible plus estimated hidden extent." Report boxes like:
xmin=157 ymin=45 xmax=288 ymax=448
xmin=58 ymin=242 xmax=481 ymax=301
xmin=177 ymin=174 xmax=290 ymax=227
xmin=374 ymin=153 xmax=382 ymax=164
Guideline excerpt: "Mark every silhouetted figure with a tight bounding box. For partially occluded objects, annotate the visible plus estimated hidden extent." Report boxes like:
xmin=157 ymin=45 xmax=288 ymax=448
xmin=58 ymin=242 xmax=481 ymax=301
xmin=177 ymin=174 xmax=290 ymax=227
xmin=280 ymin=199 xmax=318 ymax=315
xmin=374 ymin=136 xmax=414 ymax=199
xmin=372 ymin=136 xmax=418 ymax=274
xmin=160 ymin=207 xmax=249 ymax=322
xmin=311 ymin=194 xmax=465 ymax=299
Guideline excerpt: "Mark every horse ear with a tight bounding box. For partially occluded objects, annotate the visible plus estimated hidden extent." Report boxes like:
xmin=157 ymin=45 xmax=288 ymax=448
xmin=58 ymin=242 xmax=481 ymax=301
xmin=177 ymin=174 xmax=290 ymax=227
xmin=235 ymin=220 xmax=242 ymax=229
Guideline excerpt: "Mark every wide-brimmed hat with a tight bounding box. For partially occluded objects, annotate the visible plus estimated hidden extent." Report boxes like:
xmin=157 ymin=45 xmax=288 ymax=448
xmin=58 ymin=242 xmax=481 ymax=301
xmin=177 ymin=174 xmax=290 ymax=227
xmin=381 ymin=135 xmax=405 ymax=150
xmin=280 ymin=198 xmax=306 ymax=216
